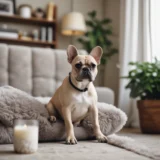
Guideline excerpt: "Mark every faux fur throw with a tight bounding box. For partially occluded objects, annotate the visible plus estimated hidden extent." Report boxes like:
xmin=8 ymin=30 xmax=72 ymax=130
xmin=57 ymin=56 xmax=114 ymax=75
xmin=0 ymin=86 xmax=159 ymax=160
xmin=0 ymin=86 xmax=127 ymax=143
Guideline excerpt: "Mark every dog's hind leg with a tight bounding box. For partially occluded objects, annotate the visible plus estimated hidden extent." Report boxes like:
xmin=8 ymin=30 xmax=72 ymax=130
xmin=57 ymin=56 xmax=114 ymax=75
xmin=46 ymin=102 xmax=57 ymax=123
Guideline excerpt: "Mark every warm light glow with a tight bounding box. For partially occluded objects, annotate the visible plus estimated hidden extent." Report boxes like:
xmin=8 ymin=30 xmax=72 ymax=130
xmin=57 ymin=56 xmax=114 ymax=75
xmin=23 ymin=124 xmax=27 ymax=128
xmin=61 ymin=12 xmax=86 ymax=36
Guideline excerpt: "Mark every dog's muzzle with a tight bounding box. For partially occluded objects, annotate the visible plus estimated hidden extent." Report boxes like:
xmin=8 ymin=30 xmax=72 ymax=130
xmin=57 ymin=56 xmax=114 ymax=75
xmin=81 ymin=67 xmax=92 ymax=81
xmin=76 ymin=67 xmax=93 ymax=82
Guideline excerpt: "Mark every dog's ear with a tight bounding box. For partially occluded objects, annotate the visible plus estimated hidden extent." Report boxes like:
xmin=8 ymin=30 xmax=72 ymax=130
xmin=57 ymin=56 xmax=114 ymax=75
xmin=90 ymin=46 xmax=103 ymax=65
xmin=67 ymin=45 xmax=78 ymax=63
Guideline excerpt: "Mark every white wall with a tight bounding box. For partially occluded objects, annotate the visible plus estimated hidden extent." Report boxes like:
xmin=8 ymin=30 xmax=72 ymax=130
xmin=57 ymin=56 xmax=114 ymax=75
xmin=0 ymin=0 xmax=120 ymax=105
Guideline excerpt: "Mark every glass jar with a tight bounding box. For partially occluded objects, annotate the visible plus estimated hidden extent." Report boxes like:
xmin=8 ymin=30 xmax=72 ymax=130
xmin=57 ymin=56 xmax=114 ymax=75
xmin=13 ymin=119 xmax=39 ymax=154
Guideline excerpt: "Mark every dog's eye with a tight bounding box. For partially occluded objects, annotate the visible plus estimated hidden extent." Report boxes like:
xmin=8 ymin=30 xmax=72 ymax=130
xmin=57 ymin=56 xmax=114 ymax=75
xmin=91 ymin=63 xmax=96 ymax=68
xmin=75 ymin=63 xmax=82 ymax=69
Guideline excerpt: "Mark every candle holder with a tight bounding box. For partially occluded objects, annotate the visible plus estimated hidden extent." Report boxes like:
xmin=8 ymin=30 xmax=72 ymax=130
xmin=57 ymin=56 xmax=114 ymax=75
xmin=13 ymin=119 xmax=39 ymax=154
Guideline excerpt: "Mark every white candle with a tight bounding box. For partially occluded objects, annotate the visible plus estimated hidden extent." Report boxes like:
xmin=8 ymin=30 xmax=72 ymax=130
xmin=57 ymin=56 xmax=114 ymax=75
xmin=13 ymin=121 xmax=39 ymax=154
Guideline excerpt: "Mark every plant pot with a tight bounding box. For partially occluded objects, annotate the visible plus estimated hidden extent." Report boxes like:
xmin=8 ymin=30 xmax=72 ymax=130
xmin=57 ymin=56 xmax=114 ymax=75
xmin=137 ymin=100 xmax=160 ymax=134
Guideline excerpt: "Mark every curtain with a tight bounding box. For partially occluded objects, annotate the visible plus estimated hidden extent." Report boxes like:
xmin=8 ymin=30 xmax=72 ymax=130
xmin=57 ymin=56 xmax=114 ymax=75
xmin=118 ymin=0 xmax=152 ymax=127
xmin=150 ymin=0 xmax=160 ymax=59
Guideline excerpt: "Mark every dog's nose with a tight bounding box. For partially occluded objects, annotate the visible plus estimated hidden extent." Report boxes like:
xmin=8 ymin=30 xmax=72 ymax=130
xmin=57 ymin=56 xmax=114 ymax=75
xmin=82 ymin=67 xmax=89 ymax=74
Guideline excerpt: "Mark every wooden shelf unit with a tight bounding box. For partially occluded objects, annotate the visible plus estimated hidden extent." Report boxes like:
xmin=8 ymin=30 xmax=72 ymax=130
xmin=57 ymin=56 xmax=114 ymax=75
xmin=0 ymin=14 xmax=55 ymax=26
xmin=0 ymin=37 xmax=56 ymax=48
xmin=0 ymin=6 xmax=57 ymax=48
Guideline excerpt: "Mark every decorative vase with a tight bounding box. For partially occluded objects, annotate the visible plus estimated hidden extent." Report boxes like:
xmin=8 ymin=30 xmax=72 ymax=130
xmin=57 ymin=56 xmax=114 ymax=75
xmin=19 ymin=4 xmax=32 ymax=18
xmin=46 ymin=2 xmax=55 ymax=21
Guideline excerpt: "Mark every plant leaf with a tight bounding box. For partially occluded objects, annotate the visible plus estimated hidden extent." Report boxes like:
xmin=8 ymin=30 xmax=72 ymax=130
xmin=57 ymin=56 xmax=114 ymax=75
xmin=101 ymin=18 xmax=112 ymax=24
xmin=85 ymin=20 xmax=94 ymax=27
xmin=104 ymin=29 xmax=112 ymax=35
xmin=77 ymin=10 xmax=117 ymax=65
xmin=88 ymin=11 xmax=96 ymax=18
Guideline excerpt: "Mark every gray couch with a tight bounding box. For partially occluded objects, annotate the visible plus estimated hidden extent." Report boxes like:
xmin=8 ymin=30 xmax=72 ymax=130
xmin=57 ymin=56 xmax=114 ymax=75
xmin=0 ymin=43 xmax=114 ymax=104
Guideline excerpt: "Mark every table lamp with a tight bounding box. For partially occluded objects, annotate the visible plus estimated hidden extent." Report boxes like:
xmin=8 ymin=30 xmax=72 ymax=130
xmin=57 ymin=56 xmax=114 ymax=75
xmin=61 ymin=12 xmax=86 ymax=36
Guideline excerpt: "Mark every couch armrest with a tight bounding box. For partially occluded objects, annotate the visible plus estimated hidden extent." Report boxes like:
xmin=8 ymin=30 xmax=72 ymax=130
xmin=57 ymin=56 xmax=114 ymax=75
xmin=96 ymin=87 xmax=114 ymax=105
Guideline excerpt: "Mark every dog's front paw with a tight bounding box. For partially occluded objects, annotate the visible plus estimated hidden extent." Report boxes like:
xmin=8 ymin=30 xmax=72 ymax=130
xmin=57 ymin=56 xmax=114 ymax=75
xmin=96 ymin=134 xmax=108 ymax=143
xmin=48 ymin=116 xmax=56 ymax=123
xmin=66 ymin=135 xmax=77 ymax=145
xmin=73 ymin=121 xmax=81 ymax=127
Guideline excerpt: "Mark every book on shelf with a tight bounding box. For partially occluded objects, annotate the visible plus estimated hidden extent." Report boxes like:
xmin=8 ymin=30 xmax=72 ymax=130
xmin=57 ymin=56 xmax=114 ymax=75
xmin=0 ymin=28 xmax=18 ymax=39
xmin=40 ymin=27 xmax=47 ymax=41
xmin=47 ymin=27 xmax=53 ymax=42
xmin=40 ymin=27 xmax=54 ymax=42
xmin=0 ymin=28 xmax=18 ymax=33
xmin=0 ymin=32 xmax=18 ymax=39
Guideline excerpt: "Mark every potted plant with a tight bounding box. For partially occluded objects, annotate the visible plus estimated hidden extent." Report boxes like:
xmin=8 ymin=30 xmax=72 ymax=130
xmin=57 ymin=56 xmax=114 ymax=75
xmin=122 ymin=59 xmax=160 ymax=133
xmin=78 ymin=11 xmax=118 ymax=85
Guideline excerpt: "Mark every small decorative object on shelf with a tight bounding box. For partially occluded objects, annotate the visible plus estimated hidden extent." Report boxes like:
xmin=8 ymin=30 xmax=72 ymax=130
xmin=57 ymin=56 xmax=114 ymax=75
xmin=47 ymin=27 xmax=53 ymax=42
xmin=18 ymin=4 xmax=32 ymax=18
xmin=40 ymin=27 xmax=47 ymax=41
xmin=0 ymin=0 xmax=15 ymax=15
xmin=33 ymin=8 xmax=45 ymax=18
xmin=32 ymin=29 xmax=39 ymax=40
xmin=20 ymin=36 xmax=32 ymax=41
xmin=46 ymin=2 xmax=55 ymax=21
xmin=13 ymin=119 xmax=39 ymax=154
xmin=19 ymin=31 xmax=32 ymax=41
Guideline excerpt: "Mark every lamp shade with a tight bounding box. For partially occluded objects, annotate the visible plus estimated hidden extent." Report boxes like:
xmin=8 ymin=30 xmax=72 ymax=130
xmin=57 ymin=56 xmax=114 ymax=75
xmin=61 ymin=12 xmax=86 ymax=36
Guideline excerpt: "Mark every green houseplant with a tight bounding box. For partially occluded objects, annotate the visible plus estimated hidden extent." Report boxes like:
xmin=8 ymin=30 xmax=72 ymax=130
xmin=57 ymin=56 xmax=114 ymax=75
xmin=123 ymin=59 xmax=160 ymax=133
xmin=78 ymin=10 xmax=118 ymax=65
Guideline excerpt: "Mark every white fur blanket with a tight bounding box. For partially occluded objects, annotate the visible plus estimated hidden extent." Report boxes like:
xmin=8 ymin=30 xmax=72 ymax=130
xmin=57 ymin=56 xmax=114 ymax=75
xmin=0 ymin=86 xmax=159 ymax=159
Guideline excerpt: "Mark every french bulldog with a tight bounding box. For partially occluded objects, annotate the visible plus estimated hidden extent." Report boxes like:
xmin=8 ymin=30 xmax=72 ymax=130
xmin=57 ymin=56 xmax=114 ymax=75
xmin=46 ymin=45 xmax=108 ymax=144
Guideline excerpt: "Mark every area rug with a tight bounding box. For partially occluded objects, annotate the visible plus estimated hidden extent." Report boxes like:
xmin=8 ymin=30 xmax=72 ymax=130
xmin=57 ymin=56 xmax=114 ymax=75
xmin=0 ymin=86 xmax=159 ymax=159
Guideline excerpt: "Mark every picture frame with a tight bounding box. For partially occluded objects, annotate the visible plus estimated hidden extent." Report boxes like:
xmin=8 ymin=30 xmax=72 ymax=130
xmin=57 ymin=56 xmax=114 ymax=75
xmin=12 ymin=0 xmax=16 ymax=14
xmin=8 ymin=0 xmax=16 ymax=14
xmin=0 ymin=0 xmax=15 ymax=15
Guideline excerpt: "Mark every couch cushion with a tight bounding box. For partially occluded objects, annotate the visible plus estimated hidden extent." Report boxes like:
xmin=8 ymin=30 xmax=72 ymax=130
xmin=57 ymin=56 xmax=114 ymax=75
xmin=32 ymin=48 xmax=56 ymax=96
xmin=33 ymin=78 xmax=55 ymax=97
xmin=96 ymin=87 xmax=114 ymax=104
xmin=8 ymin=45 xmax=32 ymax=94
xmin=55 ymin=49 xmax=71 ymax=87
xmin=0 ymin=44 xmax=8 ymax=86
xmin=0 ymin=44 xmax=115 ymax=104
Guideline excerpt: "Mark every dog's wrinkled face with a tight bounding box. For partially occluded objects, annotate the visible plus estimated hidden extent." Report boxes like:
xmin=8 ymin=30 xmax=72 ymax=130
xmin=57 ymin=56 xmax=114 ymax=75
xmin=72 ymin=55 xmax=97 ymax=82
xmin=67 ymin=45 xmax=103 ymax=82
